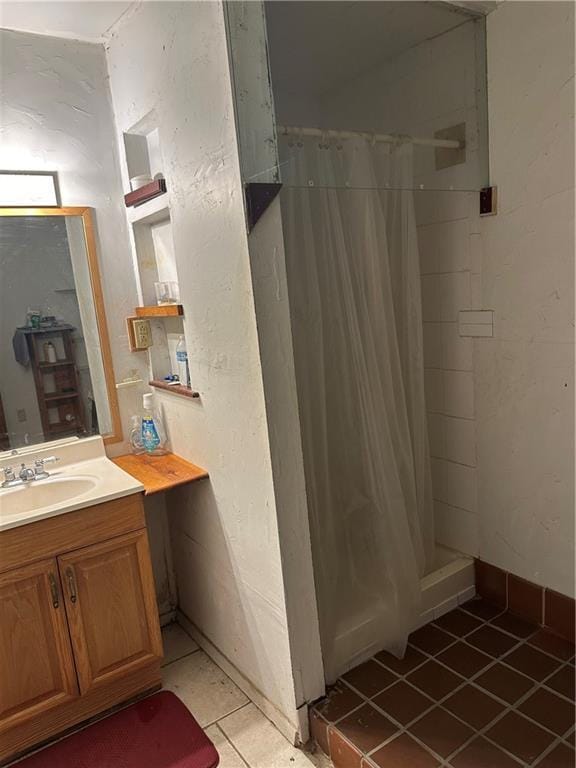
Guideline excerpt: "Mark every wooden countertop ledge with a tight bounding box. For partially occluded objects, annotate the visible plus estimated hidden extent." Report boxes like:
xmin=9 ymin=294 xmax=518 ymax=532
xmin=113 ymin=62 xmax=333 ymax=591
xmin=111 ymin=452 xmax=208 ymax=495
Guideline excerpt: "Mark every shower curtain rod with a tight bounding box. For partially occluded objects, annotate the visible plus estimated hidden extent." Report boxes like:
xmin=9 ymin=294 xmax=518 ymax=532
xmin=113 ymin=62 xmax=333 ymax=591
xmin=278 ymin=125 xmax=464 ymax=150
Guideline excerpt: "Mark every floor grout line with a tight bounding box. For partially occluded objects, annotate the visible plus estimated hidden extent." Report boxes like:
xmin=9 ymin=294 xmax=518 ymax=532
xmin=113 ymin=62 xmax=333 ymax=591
xmin=315 ymin=604 xmax=575 ymax=767
xmin=214 ymin=721 xmax=251 ymax=767
xmin=196 ymin=701 xmax=251 ymax=732
xmin=160 ymin=647 xmax=201 ymax=669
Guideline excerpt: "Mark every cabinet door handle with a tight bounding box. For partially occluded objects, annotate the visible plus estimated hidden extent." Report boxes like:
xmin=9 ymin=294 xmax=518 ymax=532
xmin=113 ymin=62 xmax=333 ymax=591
xmin=65 ymin=567 xmax=77 ymax=603
xmin=48 ymin=572 xmax=60 ymax=609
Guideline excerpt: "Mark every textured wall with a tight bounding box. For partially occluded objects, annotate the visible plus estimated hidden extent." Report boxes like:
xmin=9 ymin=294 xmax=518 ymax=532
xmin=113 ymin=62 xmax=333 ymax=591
xmin=477 ymin=1 xmax=575 ymax=596
xmin=105 ymin=1 xmax=305 ymax=738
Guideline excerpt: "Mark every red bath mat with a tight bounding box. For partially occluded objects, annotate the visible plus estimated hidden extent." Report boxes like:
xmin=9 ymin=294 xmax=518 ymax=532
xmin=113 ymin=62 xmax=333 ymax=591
xmin=18 ymin=691 xmax=219 ymax=768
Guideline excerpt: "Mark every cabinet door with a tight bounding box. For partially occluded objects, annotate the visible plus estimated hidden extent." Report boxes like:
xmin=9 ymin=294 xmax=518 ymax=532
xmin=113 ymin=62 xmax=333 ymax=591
xmin=58 ymin=529 xmax=162 ymax=694
xmin=0 ymin=559 xmax=77 ymax=732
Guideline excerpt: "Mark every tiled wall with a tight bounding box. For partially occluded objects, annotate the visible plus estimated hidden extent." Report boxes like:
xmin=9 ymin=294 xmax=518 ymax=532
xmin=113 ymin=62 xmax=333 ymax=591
xmin=476 ymin=560 xmax=575 ymax=643
xmin=314 ymin=18 xmax=488 ymax=562
xmin=416 ymin=191 xmax=482 ymax=558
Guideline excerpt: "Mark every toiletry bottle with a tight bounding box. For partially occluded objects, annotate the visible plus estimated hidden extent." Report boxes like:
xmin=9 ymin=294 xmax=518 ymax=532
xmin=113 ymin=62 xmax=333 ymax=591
xmin=43 ymin=341 xmax=57 ymax=363
xmin=176 ymin=335 xmax=190 ymax=388
xmin=140 ymin=393 xmax=168 ymax=455
xmin=129 ymin=415 xmax=145 ymax=454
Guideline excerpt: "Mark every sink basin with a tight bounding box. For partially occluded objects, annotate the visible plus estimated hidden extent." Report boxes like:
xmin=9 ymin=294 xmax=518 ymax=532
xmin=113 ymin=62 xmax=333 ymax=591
xmin=0 ymin=436 xmax=144 ymax=531
xmin=0 ymin=475 xmax=98 ymax=518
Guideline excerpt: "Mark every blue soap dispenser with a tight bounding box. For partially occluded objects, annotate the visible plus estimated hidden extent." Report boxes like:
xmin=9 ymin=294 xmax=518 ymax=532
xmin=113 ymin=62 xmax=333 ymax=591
xmin=140 ymin=393 xmax=168 ymax=455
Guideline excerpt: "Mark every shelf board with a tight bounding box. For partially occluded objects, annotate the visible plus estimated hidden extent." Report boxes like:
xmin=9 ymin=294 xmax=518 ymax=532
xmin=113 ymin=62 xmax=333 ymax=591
xmin=124 ymin=178 xmax=166 ymax=208
xmin=111 ymin=452 xmax=208 ymax=495
xmin=127 ymin=193 xmax=170 ymax=225
xmin=134 ymin=304 xmax=183 ymax=318
xmin=44 ymin=392 xmax=79 ymax=402
xmin=149 ymin=380 xmax=199 ymax=398
xmin=39 ymin=360 xmax=74 ymax=369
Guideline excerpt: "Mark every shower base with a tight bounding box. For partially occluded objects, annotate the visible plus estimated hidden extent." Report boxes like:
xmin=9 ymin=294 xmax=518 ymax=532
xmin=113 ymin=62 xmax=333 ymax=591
xmin=418 ymin=544 xmax=475 ymax=628
xmin=331 ymin=544 xmax=475 ymax=678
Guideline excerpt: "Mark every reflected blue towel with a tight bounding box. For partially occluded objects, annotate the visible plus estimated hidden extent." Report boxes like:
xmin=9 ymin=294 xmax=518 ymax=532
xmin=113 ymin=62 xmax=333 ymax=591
xmin=12 ymin=330 xmax=30 ymax=367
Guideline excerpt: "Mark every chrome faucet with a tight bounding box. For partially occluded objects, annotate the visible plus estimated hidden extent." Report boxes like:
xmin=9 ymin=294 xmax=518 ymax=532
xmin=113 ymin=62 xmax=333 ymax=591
xmin=1 ymin=456 xmax=60 ymax=488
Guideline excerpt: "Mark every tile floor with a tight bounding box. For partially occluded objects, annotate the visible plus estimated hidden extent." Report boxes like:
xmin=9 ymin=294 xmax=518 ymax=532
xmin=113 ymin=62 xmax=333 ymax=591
xmin=310 ymin=598 xmax=575 ymax=767
xmin=161 ymin=623 xmax=330 ymax=768
xmin=9 ymin=623 xmax=329 ymax=767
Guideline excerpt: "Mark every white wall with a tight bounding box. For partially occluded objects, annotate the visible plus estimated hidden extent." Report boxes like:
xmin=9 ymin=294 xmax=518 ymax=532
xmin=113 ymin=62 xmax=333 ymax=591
xmin=225 ymin=0 xmax=325 ymax=709
xmin=318 ymin=18 xmax=487 ymax=192
xmin=476 ymin=1 xmax=575 ymax=596
xmin=105 ymin=1 xmax=311 ymax=740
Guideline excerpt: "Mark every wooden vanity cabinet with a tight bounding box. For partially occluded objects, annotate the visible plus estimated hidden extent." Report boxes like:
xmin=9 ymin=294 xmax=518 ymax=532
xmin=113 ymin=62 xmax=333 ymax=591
xmin=59 ymin=530 xmax=162 ymax=694
xmin=0 ymin=493 xmax=162 ymax=765
xmin=0 ymin=559 xmax=78 ymax=730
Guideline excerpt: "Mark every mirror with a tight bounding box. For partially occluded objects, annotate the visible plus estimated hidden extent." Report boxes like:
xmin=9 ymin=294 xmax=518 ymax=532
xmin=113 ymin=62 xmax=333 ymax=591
xmin=0 ymin=207 xmax=121 ymax=450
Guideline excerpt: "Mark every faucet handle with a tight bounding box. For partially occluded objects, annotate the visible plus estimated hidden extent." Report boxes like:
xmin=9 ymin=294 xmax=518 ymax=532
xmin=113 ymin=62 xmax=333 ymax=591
xmin=3 ymin=466 xmax=14 ymax=480
xmin=35 ymin=456 xmax=60 ymax=469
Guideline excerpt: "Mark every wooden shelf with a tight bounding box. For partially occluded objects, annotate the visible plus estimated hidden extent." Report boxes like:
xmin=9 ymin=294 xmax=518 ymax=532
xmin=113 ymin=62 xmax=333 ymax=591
xmin=134 ymin=305 xmax=183 ymax=318
xmin=39 ymin=360 xmax=74 ymax=369
xmin=124 ymin=178 xmax=167 ymax=208
xmin=111 ymin=452 xmax=208 ymax=495
xmin=44 ymin=392 xmax=79 ymax=402
xmin=149 ymin=380 xmax=199 ymax=398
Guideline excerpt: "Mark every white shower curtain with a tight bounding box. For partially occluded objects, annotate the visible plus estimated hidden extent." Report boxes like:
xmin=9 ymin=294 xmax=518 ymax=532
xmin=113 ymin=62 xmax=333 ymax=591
xmin=280 ymin=136 xmax=434 ymax=682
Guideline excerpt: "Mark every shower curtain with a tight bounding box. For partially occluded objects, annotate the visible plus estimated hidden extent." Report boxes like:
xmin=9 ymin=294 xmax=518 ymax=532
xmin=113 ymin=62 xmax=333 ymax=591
xmin=280 ymin=135 xmax=434 ymax=682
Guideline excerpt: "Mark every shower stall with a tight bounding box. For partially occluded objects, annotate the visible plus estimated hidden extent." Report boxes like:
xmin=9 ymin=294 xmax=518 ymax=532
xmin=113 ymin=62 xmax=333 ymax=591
xmin=226 ymin=0 xmax=488 ymax=684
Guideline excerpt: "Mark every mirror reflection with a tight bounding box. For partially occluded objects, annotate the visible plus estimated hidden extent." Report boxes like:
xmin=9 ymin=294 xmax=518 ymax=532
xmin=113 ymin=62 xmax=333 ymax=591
xmin=0 ymin=213 xmax=113 ymax=450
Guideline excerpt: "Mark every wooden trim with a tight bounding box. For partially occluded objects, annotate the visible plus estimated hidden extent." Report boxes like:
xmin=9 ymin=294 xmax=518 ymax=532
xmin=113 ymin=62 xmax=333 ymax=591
xmin=0 ymin=207 xmax=123 ymax=444
xmin=0 ymin=493 xmax=145 ymax=574
xmin=149 ymin=379 xmax=199 ymax=398
xmin=80 ymin=208 xmax=123 ymax=445
xmin=124 ymin=179 xmax=166 ymax=208
xmin=0 ymin=664 xmax=161 ymax=765
xmin=135 ymin=304 xmax=183 ymax=318
xmin=111 ymin=453 xmax=208 ymax=495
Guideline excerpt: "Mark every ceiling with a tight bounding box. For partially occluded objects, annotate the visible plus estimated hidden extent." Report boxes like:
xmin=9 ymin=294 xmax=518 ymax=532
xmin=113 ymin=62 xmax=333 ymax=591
xmin=265 ymin=1 xmax=479 ymax=99
xmin=0 ymin=1 xmax=135 ymax=42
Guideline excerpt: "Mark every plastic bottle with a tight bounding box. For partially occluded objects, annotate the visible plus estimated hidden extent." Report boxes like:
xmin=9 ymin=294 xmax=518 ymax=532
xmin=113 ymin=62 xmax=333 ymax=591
xmin=43 ymin=341 xmax=57 ymax=363
xmin=129 ymin=415 xmax=145 ymax=455
xmin=140 ymin=393 xmax=168 ymax=455
xmin=176 ymin=335 xmax=190 ymax=388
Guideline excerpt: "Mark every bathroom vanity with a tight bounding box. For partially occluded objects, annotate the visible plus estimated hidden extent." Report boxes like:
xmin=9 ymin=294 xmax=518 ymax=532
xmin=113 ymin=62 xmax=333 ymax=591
xmin=0 ymin=438 xmax=163 ymax=764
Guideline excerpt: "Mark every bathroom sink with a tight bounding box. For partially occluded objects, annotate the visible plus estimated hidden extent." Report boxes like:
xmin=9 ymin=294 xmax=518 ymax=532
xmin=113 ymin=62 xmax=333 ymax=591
xmin=0 ymin=436 xmax=144 ymax=531
xmin=0 ymin=475 xmax=98 ymax=518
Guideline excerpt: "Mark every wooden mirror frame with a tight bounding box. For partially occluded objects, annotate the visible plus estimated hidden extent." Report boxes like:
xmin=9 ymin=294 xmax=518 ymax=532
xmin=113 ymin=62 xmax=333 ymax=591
xmin=0 ymin=206 xmax=122 ymax=444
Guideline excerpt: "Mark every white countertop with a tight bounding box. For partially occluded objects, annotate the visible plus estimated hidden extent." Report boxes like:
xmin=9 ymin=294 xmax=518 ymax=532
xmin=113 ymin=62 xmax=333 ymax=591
xmin=0 ymin=436 xmax=144 ymax=531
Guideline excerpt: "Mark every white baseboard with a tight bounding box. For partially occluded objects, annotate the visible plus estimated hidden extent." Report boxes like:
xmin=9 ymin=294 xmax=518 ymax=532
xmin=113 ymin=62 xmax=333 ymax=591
xmin=176 ymin=610 xmax=304 ymax=746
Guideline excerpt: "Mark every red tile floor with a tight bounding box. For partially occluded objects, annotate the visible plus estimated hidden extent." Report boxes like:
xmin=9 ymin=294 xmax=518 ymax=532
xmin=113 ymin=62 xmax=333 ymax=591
xmin=310 ymin=598 xmax=575 ymax=767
